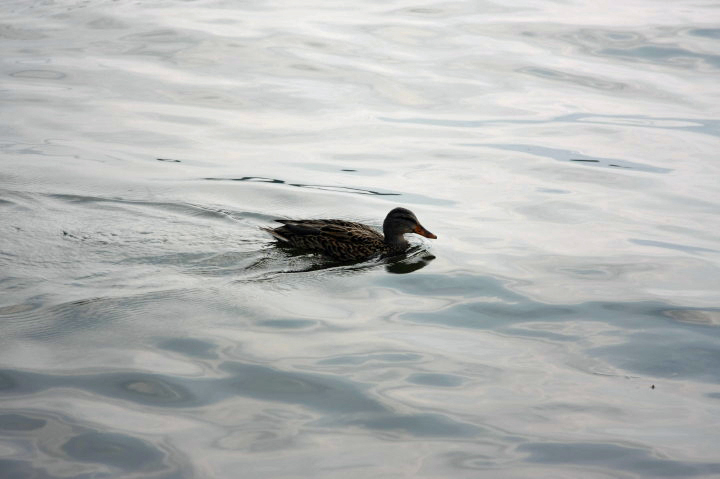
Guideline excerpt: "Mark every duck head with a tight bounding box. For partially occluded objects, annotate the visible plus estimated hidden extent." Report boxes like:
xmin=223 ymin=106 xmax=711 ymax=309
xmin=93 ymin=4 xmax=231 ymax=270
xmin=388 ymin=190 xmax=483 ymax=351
xmin=383 ymin=207 xmax=437 ymax=249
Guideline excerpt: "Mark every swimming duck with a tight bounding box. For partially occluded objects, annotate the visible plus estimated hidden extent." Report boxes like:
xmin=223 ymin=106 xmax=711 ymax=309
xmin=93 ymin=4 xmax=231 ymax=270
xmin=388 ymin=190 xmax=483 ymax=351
xmin=262 ymin=207 xmax=436 ymax=261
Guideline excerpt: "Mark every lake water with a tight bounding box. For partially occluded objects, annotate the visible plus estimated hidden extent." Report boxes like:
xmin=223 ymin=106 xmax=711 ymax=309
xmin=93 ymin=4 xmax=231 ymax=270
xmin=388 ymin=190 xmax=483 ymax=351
xmin=2 ymin=0 xmax=720 ymax=477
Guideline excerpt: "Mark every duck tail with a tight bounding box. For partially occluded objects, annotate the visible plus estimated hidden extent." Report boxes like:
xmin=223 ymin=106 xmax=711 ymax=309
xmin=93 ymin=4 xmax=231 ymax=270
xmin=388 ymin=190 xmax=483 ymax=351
xmin=260 ymin=226 xmax=289 ymax=242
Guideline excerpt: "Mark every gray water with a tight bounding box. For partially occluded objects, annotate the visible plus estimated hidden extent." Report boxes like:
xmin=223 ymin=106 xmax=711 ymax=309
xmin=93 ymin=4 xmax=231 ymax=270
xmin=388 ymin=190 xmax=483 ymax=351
xmin=2 ymin=0 xmax=720 ymax=478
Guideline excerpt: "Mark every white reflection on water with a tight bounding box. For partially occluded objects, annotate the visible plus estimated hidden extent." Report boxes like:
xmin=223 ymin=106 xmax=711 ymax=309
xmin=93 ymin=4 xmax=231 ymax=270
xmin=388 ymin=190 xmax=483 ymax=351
xmin=2 ymin=0 xmax=720 ymax=477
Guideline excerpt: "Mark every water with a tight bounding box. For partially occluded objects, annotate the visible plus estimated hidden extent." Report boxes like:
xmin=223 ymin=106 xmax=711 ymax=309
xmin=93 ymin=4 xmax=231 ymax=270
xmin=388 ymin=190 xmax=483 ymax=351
xmin=1 ymin=0 xmax=720 ymax=477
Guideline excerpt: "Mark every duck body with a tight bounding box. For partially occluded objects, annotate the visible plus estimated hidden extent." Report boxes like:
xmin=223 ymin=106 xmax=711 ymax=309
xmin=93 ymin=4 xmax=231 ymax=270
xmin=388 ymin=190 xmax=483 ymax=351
xmin=262 ymin=207 xmax=436 ymax=261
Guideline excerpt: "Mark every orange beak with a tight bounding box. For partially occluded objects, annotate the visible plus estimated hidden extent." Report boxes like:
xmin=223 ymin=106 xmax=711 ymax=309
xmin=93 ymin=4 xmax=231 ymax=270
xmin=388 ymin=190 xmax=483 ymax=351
xmin=413 ymin=224 xmax=437 ymax=239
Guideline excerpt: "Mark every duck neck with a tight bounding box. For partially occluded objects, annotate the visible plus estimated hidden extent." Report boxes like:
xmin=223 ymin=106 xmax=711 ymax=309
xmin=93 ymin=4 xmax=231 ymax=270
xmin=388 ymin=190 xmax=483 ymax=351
xmin=383 ymin=229 xmax=409 ymax=251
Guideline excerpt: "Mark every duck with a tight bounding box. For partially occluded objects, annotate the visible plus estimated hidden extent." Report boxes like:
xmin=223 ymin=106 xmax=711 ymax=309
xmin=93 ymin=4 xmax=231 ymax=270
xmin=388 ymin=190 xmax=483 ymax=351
xmin=262 ymin=207 xmax=436 ymax=261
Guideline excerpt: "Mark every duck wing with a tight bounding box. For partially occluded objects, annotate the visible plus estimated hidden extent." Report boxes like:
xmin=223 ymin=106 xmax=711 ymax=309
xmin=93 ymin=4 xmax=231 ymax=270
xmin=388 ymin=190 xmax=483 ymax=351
xmin=275 ymin=219 xmax=380 ymax=241
xmin=268 ymin=219 xmax=385 ymax=260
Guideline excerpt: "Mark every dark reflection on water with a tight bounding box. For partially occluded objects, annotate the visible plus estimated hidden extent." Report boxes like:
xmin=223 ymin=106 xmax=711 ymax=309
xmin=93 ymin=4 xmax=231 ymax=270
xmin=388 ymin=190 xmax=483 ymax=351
xmin=0 ymin=413 xmax=46 ymax=431
xmin=9 ymin=69 xmax=67 ymax=80
xmin=519 ymin=442 xmax=720 ymax=477
xmin=517 ymin=66 xmax=627 ymax=91
xmin=385 ymin=253 xmax=436 ymax=274
xmin=629 ymin=238 xmax=719 ymax=254
xmin=0 ymin=410 xmax=192 ymax=478
xmin=317 ymin=352 xmax=424 ymax=366
xmin=690 ymin=28 xmax=720 ymax=39
xmin=2 ymin=317 xmax=514 ymax=440
xmin=601 ymin=46 xmax=720 ymax=69
xmin=220 ymin=362 xmax=386 ymax=414
xmin=406 ymin=373 xmax=464 ymax=387
xmin=157 ymin=337 xmax=219 ymax=359
xmin=255 ymin=318 xmax=318 ymax=329
xmin=477 ymin=143 xmax=671 ymax=173
xmin=380 ymin=113 xmax=720 ymax=137
xmin=551 ymin=26 xmax=720 ymax=70
xmin=203 ymin=175 xmax=400 ymax=196
xmin=62 ymin=432 xmax=166 ymax=472
xmin=320 ymin=412 xmax=486 ymax=438
xmin=590 ymin=332 xmax=720 ymax=383
xmin=0 ymin=369 xmax=199 ymax=407
xmin=6 ymin=291 xmax=200 ymax=342
xmin=389 ymin=273 xmax=720 ymax=382
xmin=256 ymin=244 xmax=435 ymax=276
xmin=0 ymin=361 xmax=485 ymax=440
xmin=0 ymin=460 xmax=49 ymax=479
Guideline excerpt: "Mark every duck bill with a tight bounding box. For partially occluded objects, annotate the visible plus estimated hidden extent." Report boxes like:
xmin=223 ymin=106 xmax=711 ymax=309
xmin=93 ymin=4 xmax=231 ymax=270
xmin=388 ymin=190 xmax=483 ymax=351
xmin=413 ymin=224 xmax=437 ymax=239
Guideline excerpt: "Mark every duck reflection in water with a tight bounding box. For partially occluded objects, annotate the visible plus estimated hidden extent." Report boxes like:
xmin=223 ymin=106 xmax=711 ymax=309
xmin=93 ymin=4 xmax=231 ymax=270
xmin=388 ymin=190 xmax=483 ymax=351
xmin=385 ymin=250 xmax=436 ymax=274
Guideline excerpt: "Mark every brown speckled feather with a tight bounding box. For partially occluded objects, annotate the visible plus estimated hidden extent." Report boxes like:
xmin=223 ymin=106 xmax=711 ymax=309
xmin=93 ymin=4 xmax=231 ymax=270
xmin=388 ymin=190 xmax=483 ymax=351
xmin=263 ymin=219 xmax=390 ymax=261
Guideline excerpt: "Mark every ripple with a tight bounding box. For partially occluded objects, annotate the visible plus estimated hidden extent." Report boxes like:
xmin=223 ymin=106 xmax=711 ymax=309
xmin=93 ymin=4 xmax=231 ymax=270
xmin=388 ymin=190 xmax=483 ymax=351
xmin=0 ymin=368 xmax=200 ymax=407
xmin=62 ymin=432 xmax=166 ymax=472
xmin=629 ymin=238 xmax=718 ymax=254
xmin=519 ymin=442 xmax=720 ymax=476
xmin=0 ymin=413 xmax=46 ymax=431
xmin=86 ymin=17 xmax=128 ymax=30
xmin=93 ymin=373 xmax=198 ymax=407
xmin=601 ymin=45 xmax=720 ymax=69
xmin=9 ymin=69 xmax=66 ymax=80
xmin=517 ymin=66 xmax=627 ymax=91
xmin=48 ymin=193 xmax=237 ymax=222
xmin=156 ymin=337 xmax=219 ymax=359
xmin=689 ymin=28 xmax=720 ymax=39
xmin=381 ymin=113 xmax=720 ymax=138
xmin=555 ymin=27 xmax=720 ymax=70
xmin=2 ymin=292 xmax=198 ymax=341
xmin=663 ymin=309 xmax=720 ymax=326
xmin=256 ymin=318 xmax=319 ymax=329
xmin=589 ymin=330 xmax=720 ymax=383
xmin=0 ymin=369 xmax=39 ymax=395
xmin=324 ymin=412 xmax=484 ymax=438
xmin=0 ymin=407 xmax=193 ymax=476
xmin=203 ymin=176 xmax=400 ymax=197
xmin=219 ymin=362 xmax=385 ymax=414
xmin=406 ymin=373 xmax=464 ymax=387
xmin=0 ymin=460 xmax=48 ymax=478
xmin=317 ymin=352 xmax=424 ymax=366
xmin=119 ymin=378 xmax=193 ymax=404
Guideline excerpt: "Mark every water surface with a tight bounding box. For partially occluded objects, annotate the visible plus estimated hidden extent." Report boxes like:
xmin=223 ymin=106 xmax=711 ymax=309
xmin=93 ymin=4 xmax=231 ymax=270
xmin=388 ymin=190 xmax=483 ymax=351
xmin=2 ymin=0 xmax=720 ymax=477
